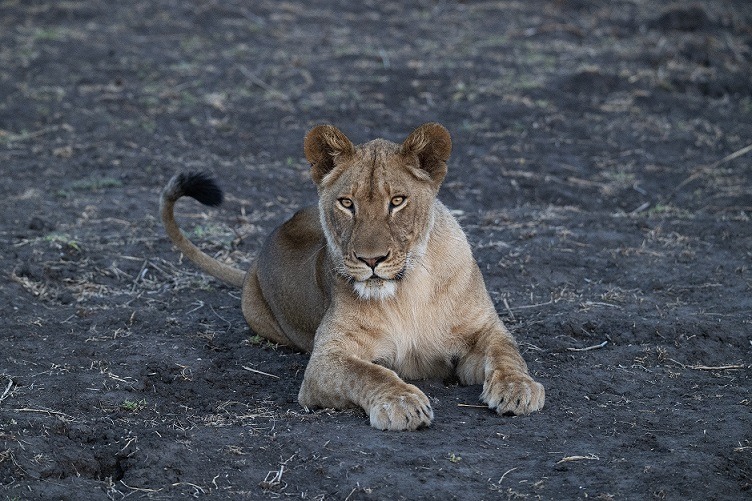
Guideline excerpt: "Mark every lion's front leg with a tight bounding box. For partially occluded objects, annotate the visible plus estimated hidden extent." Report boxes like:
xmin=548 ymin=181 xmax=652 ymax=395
xmin=458 ymin=323 xmax=545 ymax=416
xmin=298 ymin=339 xmax=433 ymax=431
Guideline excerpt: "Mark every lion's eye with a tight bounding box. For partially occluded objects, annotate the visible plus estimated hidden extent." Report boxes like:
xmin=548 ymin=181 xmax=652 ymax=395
xmin=338 ymin=198 xmax=354 ymax=210
xmin=390 ymin=196 xmax=405 ymax=208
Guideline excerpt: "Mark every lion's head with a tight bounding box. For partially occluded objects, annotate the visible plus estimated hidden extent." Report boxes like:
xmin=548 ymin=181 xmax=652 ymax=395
xmin=304 ymin=123 xmax=452 ymax=300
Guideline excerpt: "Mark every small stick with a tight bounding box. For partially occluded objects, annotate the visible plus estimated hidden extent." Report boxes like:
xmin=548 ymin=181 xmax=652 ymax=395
xmin=668 ymin=359 xmax=745 ymax=371
xmin=0 ymin=378 xmax=13 ymax=404
xmin=502 ymin=298 xmax=516 ymax=322
xmin=344 ymin=487 xmax=358 ymax=501
xmin=630 ymin=201 xmax=651 ymax=214
xmin=13 ymin=407 xmax=75 ymax=421
xmin=557 ymin=454 xmax=599 ymax=464
xmin=457 ymin=403 xmax=487 ymax=409
xmin=238 ymin=66 xmax=290 ymax=101
xmin=581 ymin=301 xmax=621 ymax=309
xmin=118 ymin=436 xmax=138 ymax=454
xmin=667 ymin=358 xmax=686 ymax=368
xmin=498 ymin=467 xmax=518 ymax=484
xmin=242 ymin=366 xmax=280 ymax=379
xmin=210 ymin=305 xmax=232 ymax=327
xmin=171 ymin=482 xmax=206 ymax=494
xmin=119 ymin=481 xmax=161 ymax=493
xmin=509 ymin=299 xmax=554 ymax=311
xmin=186 ymin=300 xmax=205 ymax=314
xmin=688 ymin=364 xmax=746 ymax=371
xmin=567 ymin=341 xmax=608 ymax=352
xmin=664 ymin=143 xmax=752 ymax=202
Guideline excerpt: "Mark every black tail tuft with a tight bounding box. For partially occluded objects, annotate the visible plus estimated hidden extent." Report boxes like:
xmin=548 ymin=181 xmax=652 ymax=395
xmin=173 ymin=171 xmax=223 ymax=207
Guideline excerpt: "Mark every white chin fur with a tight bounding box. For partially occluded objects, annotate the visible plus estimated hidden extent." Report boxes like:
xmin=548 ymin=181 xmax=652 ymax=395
xmin=353 ymin=280 xmax=397 ymax=301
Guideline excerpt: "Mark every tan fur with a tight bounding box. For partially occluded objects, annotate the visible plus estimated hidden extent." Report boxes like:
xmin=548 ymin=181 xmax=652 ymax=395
xmin=161 ymin=123 xmax=544 ymax=431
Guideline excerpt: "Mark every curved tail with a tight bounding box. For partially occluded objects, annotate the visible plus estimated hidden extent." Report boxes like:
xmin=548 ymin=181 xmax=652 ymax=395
xmin=160 ymin=172 xmax=246 ymax=288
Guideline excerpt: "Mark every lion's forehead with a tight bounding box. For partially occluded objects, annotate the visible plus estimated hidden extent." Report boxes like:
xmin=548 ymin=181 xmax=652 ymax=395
xmin=338 ymin=162 xmax=414 ymax=201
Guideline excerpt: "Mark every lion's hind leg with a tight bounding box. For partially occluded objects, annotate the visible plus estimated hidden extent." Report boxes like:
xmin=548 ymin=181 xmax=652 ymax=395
xmin=241 ymin=263 xmax=290 ymax=347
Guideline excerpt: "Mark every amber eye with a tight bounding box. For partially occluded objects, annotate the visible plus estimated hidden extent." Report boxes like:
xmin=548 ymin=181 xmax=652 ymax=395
xmin=338 ymin=198 xmax=354 ymax=210
xmin=390 ymin=196 xmax=405 ymax=208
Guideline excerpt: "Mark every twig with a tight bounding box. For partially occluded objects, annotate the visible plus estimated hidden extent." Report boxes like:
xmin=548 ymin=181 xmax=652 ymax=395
xmin=120 ymin=481 xmax=161 ymax=493
xmin=260 ymin=457 xmax=290 ymax=491
xmin=664 ymin=143 xmax=752 ymax=202
xmin=242 ymin=366 xmax=280 ymax=379
xmin=118 ymin=436 xmax=138 ymax=454
xmin=171 ymin=482 xmax=206 ymax=494
xmin=667 ymin=358 xmax=686 ymax=368
xmin=186 ymin=300 xmax=205 ymax=314
xmin=13 ymin=407 xmax=75 ymax=421
xmin=557 ymin=453 xmax=599 ymax=464
xmin=344 ymin=487 xmax=358 ymax=501
xmin=581 ymin=301 xmax=621 ymax=309
xmin=0 ymin=377 xmax=14 ymax=404
xmin=508 ymin=299 xmax=555 ymax=311
xmin=457 ymin=403 xmax=487 ymax=409
xmin=238 ymin=66 xmax=290 ymax=100
xmin=210 ymin=305 xmax=232 ymax=327
xmin=668 ymin=359 xmax=746 ymax=371
xmin=502 ymin=298 xmax=516 ymax=322
xmin=630 ymin=201 xmax=651 ymax=214
xmin=688 ymin=364 xmax=746 ymax=371
xmin=498 ymin=467 xmax=518 ymax=484
xmin=567 ymin=341 xmax=608 ymax=352
xmin=131 ymin=259 xmax=149 ymax=293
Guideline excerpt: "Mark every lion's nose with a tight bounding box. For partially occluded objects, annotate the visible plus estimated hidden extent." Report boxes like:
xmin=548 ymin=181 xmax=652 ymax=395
xmin=356 ymin=253 xmax=389 ymax=270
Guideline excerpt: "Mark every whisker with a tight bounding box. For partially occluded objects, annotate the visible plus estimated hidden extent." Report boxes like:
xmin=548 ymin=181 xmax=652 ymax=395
xmin=303 ymin=244 xmax=328 ymax=264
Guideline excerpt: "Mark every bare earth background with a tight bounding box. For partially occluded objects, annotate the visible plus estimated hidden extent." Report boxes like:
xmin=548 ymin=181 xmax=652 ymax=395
xmin=1 ymin=1 xmax=751 ymax=499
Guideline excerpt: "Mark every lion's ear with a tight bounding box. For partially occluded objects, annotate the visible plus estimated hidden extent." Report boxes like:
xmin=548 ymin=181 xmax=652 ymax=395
xmin=400 ymin=123 xmax=452 ymax=186
xmin=304 ymin=125 xmax=355 ymax=185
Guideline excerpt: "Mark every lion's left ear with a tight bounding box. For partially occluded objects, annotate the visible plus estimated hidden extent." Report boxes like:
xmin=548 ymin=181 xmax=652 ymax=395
xmin=304 ymin=125 xmax=355 ymax=186
xmin=400 ymin=123 xmax=452 ymax=187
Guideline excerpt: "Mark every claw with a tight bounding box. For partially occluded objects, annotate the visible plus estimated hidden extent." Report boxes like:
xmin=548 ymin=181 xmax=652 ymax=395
xmin=369 ymin=385 xmax=433 ymax=431
xmin=481 ymin=372 xmax=545 ymax=416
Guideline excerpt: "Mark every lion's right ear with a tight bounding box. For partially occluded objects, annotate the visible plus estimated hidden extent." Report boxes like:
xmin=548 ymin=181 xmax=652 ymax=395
xmin=304 ymin=125 xmax=355 ymax=185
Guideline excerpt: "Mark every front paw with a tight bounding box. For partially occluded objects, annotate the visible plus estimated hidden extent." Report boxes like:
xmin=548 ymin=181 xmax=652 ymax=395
xmin=369 ymin=384 xmax=433 ymax=431
xmin=481 ymin=371 xmax=545 ymax=415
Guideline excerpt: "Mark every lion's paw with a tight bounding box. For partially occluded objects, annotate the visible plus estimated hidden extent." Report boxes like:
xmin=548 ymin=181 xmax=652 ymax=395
xmin=481 ymin=371 xmax=545 ymax=415
xmin=369 ymin=385 xmax=433 ymax=431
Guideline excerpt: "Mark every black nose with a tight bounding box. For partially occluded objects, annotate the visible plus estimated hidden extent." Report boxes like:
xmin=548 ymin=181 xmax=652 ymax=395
xmin=357 ymin=253 xmax=389 ymax=270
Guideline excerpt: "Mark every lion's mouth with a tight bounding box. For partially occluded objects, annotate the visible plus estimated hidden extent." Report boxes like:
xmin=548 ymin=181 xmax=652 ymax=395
xmin=364 ymin=268 xmax=405 ymax=283
xmin=343 ymin=262 xmax=407 ymax=300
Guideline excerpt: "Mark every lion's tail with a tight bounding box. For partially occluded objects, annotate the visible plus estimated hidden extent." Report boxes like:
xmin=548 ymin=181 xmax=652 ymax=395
xmin=160 ymin=172 xmax=246 ymax=288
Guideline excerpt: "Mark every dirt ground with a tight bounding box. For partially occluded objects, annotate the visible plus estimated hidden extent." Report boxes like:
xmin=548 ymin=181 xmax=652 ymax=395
xmin=1 ymin=0 xmax=751 ymax=499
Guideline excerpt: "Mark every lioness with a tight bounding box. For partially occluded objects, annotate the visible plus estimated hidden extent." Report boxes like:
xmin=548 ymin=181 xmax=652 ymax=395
xmin=161 ymin=123 xmax=544 ymax=430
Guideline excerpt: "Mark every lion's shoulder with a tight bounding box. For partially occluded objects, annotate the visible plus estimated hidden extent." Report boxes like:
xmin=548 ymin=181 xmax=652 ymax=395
xmin=276 ymin=206 xmax=323 ymax=247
